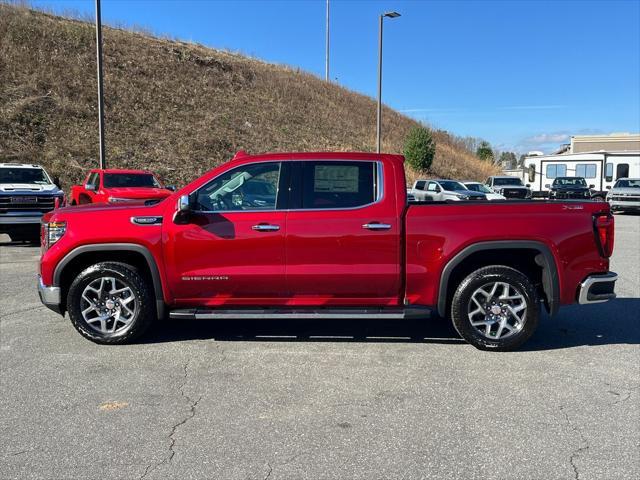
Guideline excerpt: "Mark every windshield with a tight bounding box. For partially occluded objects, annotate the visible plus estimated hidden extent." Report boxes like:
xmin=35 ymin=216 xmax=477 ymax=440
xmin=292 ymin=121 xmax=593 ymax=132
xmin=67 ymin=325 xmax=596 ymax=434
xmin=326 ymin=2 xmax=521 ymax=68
xmin=614 ymin=179 xmax=640 ymax=188
xmin=465 ymin=183 xmax=491 ymax=193
xmin=103 ymin=173 xmax=160 ymax=188
xmin=0 ymin=167 xmax=50 ymax=184
xmin=439 ymin=180 xmax=466 ymax=191
xmin=553 ymin=177 xmax=587 ymax=186
xmin=493 ymin=177 xmax=523 ymax=186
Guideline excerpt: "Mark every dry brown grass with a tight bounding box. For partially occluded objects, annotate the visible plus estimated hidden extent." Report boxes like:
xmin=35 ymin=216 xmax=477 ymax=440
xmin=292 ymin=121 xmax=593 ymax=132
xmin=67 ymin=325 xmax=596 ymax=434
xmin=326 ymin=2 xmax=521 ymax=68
xmin=0 ymin=4 xmax=499 ymax=187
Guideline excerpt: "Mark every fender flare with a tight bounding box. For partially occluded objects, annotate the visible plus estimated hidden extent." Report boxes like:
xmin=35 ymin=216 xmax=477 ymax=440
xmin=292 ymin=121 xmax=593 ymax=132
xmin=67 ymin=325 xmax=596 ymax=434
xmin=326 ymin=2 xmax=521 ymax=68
xmin=53 ymin=243 xmax=165 ymax=319
xmin=437 ymin=240 xmax=560 ymax=317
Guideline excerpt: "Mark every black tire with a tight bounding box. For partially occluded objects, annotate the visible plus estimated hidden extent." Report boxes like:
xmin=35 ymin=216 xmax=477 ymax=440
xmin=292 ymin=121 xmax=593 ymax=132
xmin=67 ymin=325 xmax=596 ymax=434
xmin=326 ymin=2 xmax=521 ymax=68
xmin=450 ymin=265 xmax=540 ymax=351
xmin=67 ymin=262 xmax=155 ymax=344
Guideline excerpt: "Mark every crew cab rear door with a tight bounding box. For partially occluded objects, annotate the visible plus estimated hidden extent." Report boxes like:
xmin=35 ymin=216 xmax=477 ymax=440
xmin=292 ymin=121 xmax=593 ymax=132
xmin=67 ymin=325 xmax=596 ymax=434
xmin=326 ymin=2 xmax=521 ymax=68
xmin=285 ymin=160 xmax=401 ymax=305
xmin=164 ymin=161 xmax=288 ymax=305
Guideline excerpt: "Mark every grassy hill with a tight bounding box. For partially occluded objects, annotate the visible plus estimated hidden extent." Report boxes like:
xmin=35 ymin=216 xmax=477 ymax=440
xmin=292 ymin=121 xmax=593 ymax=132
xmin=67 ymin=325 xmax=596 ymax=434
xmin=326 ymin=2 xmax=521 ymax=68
xmin=0 ymin=4 xmax=499 ymax=188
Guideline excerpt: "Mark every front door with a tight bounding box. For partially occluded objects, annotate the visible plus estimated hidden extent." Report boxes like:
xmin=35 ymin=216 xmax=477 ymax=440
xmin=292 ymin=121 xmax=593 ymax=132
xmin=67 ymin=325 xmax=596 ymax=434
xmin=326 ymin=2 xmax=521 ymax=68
xmin=285 ymin=160 xmax=401 ymax=306
xmin=165 ymin=161 xmax=288 ymax=306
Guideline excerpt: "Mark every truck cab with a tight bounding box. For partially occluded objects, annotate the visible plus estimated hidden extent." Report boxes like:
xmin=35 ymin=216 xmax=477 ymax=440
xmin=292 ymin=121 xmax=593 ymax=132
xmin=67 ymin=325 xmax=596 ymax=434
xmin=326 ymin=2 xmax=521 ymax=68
xmin=0 ymin=163 xmax=64 ymax=242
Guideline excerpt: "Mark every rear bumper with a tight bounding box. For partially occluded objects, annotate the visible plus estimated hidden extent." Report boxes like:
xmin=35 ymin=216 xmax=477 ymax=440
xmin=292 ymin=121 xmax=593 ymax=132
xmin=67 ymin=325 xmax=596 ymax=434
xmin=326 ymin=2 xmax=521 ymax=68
xmin=577 ymin=272 xmax=617 ymax=305
xmin=38 ymin=275 xmax=62 ymax=314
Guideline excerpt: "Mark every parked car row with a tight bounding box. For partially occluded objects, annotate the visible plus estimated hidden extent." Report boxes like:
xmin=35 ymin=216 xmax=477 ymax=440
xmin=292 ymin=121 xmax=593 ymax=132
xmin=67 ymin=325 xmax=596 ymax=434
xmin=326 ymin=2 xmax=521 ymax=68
xmin=0 ymin=164 xmax=175 ymax=242
xmin=409 ymin=176 xmax=534 ymax=202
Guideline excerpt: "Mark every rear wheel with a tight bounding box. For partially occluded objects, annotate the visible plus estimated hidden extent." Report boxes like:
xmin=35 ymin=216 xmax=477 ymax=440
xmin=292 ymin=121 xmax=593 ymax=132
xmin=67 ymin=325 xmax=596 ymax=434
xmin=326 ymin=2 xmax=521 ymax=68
xmin=67 ymin=262 xmax=155 ymax=344
xmin=450 ymin=265 xmax=540 ymax=351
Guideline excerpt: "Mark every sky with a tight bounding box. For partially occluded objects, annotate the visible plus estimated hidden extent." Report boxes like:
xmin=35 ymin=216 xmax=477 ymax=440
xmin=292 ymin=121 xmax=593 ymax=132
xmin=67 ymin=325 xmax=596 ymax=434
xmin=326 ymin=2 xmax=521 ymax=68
xmin=31 ymin=0 xmax=640 ymax=154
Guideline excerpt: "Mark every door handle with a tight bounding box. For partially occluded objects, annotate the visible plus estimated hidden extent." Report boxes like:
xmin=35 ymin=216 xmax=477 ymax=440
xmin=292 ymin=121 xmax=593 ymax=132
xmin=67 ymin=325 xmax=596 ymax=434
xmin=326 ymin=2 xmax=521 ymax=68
xmin=252 ymin=224 xmax=280 ymax=232
xmin=362 ymin=223 xmax=391 ymax=231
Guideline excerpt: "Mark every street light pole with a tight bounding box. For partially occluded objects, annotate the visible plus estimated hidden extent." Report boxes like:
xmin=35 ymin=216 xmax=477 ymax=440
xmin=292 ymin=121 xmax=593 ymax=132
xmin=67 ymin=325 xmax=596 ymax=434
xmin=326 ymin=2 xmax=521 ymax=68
xmin=325 ymin=0 xmax=330 ymax=81
xmin=95 ymin=0 xmax=106 ymax=169
xmin=376 ymin=11 xmax=400 ymax=154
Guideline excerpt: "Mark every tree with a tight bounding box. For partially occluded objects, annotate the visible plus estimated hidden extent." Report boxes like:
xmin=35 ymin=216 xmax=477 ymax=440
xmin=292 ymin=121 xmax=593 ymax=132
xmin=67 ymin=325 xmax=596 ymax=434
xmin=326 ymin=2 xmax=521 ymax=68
xmin=404 ymin=126 xmax=436 ymax=172
xmin=476 ymin=141 xmax=493 ymax=162
xmin=498 ymin=151 xmax=518 ymax=169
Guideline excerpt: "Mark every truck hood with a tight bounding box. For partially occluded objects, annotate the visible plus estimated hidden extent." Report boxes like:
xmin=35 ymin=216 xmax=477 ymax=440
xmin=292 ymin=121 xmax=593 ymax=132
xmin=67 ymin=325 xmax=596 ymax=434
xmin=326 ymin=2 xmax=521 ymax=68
xmin=609 ymin=187 xmax=640 ymax=195
xmin=450 ymin=190 xmax=486 ymax=198
xmin=496 ymin=185 xmax=527 ymax=190
xmin=0 ymin=183 xmax=61 ymax=193
xmin=551 ymin=185 xmax=590 ymax=191
xmin=103 ymin=187 xmax=172 ymax=199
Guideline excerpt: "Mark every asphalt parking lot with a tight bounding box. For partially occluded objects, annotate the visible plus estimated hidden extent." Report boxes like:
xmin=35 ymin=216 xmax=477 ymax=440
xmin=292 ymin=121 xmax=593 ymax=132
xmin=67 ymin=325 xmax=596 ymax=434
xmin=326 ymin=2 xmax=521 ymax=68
xmin=1 ymin=214 xmax=638 ymax=480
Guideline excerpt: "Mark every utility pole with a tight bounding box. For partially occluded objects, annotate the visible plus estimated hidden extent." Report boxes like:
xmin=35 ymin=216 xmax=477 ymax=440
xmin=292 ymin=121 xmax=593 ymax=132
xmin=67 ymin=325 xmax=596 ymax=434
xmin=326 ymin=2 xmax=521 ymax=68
xmin=95 ymin=0 xmax=106 ymax=169
xmin=376 ymin=11 xmax=400 ymax=154
xmin=325 ymin=0 xmax=330 ymax=81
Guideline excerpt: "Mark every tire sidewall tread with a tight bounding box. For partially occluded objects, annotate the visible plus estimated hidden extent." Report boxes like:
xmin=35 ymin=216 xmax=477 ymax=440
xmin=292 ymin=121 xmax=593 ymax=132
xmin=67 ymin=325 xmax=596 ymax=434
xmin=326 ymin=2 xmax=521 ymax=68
xmin=67 ymin=261 xmax=154 ymax=344
xmin=451 ymin=265 xmax=540 ymax=351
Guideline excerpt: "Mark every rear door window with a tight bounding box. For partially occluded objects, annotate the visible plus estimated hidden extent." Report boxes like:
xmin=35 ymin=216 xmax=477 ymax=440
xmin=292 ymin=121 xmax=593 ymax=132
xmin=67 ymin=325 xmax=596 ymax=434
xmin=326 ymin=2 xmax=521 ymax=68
xmin=301 ymin=161 xmax=376 ymax=209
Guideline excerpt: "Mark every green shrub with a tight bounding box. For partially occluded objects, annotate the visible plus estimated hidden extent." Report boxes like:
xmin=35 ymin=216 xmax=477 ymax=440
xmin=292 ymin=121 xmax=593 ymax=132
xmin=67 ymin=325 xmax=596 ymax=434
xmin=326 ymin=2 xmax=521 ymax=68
xmin=404 ymin=126 xmax=436 ymax=172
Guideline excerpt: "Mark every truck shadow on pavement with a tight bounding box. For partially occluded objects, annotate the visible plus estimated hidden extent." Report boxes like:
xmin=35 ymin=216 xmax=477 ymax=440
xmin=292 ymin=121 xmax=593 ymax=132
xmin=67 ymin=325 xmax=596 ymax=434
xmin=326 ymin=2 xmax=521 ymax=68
xmin=143 ymin=298 xmax=639 ymax=350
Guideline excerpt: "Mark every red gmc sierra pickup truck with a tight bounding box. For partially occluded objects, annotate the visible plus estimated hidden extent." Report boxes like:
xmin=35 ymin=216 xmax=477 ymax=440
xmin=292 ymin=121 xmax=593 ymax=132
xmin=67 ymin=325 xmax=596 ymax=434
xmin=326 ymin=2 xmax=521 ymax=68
xmin=69 ymin=169 xmax=174 ymax=205
xmin=38 ymin=152 xmax=617 ymax=351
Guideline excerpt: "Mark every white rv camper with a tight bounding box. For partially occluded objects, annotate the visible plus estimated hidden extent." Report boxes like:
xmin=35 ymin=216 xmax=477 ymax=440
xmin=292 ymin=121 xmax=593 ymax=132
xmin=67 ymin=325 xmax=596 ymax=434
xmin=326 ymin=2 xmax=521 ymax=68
xmin=522 ymin=151 xmax=640 ymax=198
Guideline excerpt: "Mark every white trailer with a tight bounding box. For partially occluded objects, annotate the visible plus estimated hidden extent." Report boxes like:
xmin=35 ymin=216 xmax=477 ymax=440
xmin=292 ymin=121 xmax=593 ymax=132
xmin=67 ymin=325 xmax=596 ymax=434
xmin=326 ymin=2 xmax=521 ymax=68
xmin=521 ymin=151 xmax=640 ymax=198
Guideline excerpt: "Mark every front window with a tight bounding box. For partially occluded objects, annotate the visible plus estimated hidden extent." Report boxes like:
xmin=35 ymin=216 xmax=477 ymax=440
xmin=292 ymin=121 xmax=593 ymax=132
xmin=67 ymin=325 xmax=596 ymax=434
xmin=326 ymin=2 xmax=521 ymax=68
xmin=575 ymin=164 xmax=596 ymax=179
xmin=103 ymin=173 xmax=161 ymax=188
xmin=552 ymin=177 xmax=587 ymax=187
xmin=438 ymin=180 xmax=465 ymax=191
xmin=493 ymin=177 xmax=524 ymax=186
xmin=196 ymin=162 xmax=280 ymax=211
xmin=302 ymin=161 xmax=376 ymax=209
xmin=613 ymin=179 xmax=640 ymax=188
xmin=465 ymin=183 xmax=492 ymax=193
xmin=546 ymin=164 xmax=567 ymax=179
xmin=0 ymin=167 xmax=50 ymax=184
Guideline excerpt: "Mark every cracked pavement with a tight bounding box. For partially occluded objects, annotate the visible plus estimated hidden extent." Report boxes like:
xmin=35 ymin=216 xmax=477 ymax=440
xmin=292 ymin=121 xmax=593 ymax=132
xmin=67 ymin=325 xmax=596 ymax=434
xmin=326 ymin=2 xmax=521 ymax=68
xmin=1 ymin=214 xmax=639 ymax=479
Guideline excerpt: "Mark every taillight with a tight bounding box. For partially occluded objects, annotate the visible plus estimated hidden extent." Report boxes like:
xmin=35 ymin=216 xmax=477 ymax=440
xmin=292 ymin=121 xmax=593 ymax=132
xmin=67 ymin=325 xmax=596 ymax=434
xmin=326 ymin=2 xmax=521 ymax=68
xmin=594 ymin=214 xmax=614 ymax=258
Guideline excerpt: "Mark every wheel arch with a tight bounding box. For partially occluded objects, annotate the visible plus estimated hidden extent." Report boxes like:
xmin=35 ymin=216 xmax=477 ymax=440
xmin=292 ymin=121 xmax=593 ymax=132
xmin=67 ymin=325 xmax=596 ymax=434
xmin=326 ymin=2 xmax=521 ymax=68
xmin=53 ymin=243 xmax=165 ymax=318
xmin=437 ymin=240 xmax=560 ymax=318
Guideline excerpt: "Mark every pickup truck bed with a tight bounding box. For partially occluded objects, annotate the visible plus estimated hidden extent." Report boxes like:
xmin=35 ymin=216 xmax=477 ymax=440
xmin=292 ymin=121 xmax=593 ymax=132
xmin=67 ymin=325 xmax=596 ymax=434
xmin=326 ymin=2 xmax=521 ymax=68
xmin=38 ymin=152 xmax=617 ymax=351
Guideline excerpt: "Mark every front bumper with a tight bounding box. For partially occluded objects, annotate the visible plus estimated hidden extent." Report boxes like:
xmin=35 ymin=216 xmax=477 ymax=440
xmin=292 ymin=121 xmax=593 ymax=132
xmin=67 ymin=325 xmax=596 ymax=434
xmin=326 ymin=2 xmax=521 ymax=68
xmin=38 ymin=275 xmax=62 ymax=314
xmin=0 ymin=215 xmax=43 ymax=225
xmin=609 ymin=199 xmax=640 ymax=210
xmin=577 ymin=272 xmax=618 ymax=304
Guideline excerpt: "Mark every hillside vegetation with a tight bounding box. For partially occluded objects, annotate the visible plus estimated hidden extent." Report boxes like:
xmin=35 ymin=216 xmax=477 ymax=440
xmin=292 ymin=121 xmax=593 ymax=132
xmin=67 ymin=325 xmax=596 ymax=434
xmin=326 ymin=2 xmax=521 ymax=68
xmin=0 ymin=4 xmax=499 ymax=187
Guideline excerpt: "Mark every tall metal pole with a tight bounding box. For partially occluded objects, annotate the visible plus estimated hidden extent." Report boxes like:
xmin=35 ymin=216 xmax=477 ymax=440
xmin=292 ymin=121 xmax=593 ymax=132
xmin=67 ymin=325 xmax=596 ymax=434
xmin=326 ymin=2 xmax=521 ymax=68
xmin=325 ymin=0 xmax=330 ymax=81
xmin=376 ymin=14 xmax=383 ymax=154
xmin=95 ymin=0 xmax=106 ymax=169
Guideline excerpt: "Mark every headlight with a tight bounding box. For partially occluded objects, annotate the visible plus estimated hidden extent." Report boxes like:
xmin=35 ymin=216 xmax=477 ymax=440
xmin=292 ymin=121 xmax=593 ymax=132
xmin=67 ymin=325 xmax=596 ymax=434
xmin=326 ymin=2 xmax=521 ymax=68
xmin=108 ymin=197 xmax=137 ymax=203
xmin=42 ymin=221 xmax=66 ymax=250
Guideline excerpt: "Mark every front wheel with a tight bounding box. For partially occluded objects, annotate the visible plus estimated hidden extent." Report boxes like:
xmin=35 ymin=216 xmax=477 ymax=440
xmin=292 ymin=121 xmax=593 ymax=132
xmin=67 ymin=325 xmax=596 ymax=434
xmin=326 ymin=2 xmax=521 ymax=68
xmin=67 ymin=262 xmax=155 ymax=344
xmin=450 ymin=265 xmax=540 ymax=351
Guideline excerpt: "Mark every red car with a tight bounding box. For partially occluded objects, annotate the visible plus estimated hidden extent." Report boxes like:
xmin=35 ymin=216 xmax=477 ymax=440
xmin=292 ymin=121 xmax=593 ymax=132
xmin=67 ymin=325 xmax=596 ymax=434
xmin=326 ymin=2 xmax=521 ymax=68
xmin=69 ymin=169 xmax=174 ymax=205
xmin=38 ymin=152 xmax=617 ymax=351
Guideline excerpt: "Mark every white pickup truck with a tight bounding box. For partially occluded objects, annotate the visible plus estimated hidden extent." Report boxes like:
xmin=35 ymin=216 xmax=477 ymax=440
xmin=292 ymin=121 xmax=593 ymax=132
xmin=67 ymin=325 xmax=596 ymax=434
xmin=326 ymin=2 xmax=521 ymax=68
xmin=0 ymin=163 xmax=64 ymax=242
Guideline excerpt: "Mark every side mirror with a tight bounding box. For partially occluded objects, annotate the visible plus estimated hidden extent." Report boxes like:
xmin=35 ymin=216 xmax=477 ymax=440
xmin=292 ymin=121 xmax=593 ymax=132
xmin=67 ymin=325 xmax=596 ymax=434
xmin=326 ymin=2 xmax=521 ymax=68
xmin=178 ymin=194 xmax=191 ymax=212
xmin=435 ymin=187 xmax=441 ymax=193
xmin=85 ymin=183 xmax=96 ymax=191
xmin=53 ymin=176 xmax=62 ymax=188
xmin=589 ymin=184 xmax=595 ymax=189
xmin=606 ymin=186 xmax=611 ymax=189
xmin=545 ymin=184 xmax=550 ymax=189
xmin=166 ymin=185 xmax=176 ymax=192
xmin=526 ymin=184 xmax=531 ymax=188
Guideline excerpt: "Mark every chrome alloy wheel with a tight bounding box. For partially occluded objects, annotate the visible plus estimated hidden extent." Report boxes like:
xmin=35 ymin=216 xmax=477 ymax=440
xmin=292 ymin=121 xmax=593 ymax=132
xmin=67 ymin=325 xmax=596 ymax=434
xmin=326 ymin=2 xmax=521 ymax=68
xmin=467 ymin=281 xmax=527 ymax=340
xmin=80 ymin=277 xmax=137 ymax=334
